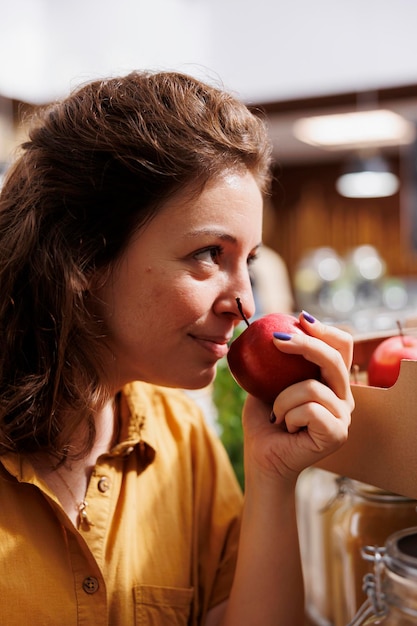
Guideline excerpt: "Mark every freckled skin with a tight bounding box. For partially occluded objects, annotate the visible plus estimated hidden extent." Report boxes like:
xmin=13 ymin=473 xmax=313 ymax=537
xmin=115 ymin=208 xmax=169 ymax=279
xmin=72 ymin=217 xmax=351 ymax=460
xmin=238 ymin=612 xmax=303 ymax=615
xmin=91 ymin=171 xmax=263 ymax=394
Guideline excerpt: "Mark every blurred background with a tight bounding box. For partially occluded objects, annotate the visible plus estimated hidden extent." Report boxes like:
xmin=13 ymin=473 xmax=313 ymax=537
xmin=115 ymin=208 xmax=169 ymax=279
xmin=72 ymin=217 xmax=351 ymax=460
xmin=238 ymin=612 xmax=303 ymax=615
xmin=2 ymin=0 xmax=417 ymax=332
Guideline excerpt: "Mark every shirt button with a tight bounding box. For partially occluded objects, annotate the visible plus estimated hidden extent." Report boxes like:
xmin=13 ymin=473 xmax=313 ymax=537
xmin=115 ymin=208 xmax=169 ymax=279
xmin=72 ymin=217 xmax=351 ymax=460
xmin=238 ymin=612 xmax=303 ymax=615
xmin=82 ymin=576 xmax=99 ymax=594
xmin=97 ymin=476 xmax=110 ymax=493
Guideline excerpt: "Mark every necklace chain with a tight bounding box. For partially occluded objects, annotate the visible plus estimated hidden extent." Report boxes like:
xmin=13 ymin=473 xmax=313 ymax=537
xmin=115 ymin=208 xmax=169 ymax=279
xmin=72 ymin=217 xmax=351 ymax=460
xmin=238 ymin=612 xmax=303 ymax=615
xmin=54 ymin=469 xmax=94 ymax=527
xmin=45 ymin=396 xmax=124 ymax=527
xmin=50 ymin=396 xmax=122 ymax=527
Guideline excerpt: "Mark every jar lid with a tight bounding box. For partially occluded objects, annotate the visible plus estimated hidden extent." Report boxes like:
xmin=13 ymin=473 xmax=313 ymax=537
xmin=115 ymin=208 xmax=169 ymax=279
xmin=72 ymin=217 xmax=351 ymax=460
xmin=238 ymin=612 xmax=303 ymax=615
xmin=385 ymin=526 xmax=417 ymax=579
xmin=348 ymin=479 xmax=417 ymax=502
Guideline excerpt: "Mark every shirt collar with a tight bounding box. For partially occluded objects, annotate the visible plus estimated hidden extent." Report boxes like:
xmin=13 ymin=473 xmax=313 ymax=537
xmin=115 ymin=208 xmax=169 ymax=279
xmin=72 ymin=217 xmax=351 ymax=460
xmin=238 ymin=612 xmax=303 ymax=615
xmin=108 ymin=382 xmax=156 ymax=467
xmin=1 ymin=381 xmax=159 ymax=481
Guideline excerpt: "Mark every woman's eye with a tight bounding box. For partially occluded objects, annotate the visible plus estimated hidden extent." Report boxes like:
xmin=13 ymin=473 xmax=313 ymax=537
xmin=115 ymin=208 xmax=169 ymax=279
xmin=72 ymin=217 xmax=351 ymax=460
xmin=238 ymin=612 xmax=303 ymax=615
xmin=194 ymin=246 xmax=223 ymax=264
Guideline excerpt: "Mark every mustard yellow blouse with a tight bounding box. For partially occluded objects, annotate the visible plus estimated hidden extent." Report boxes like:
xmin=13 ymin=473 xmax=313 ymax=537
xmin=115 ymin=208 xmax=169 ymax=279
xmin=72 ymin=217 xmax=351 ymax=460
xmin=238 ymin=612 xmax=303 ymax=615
xmin=0 ymin=382 xmax=243 ymax=625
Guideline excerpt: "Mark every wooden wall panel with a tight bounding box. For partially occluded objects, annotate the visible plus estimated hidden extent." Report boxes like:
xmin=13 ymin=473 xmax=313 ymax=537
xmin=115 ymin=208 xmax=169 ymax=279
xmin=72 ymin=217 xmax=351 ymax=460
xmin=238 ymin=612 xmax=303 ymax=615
xmin=265 ymin=159 xmax=417 ymax=291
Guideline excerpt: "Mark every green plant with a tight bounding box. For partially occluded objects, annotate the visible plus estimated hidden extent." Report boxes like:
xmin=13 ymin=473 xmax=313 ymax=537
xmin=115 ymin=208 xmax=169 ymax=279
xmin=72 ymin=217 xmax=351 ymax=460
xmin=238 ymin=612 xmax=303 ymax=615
xmin=213 ymin=355 xmax=246 ymax=490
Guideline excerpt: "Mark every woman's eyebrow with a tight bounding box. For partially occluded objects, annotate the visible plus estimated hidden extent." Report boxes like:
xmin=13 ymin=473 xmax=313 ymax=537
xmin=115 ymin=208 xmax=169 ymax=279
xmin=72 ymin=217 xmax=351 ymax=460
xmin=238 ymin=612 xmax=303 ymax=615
xmin=183 ymin=228 xmax=238 ymax=244
xmin=184 ymin=228 xmax=262 ymax=249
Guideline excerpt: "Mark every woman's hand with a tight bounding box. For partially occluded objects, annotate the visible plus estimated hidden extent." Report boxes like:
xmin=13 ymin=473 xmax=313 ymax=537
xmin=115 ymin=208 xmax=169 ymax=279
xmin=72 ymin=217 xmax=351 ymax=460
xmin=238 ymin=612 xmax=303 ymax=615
xmin=241 ymin=311 xmax=354 ymax=484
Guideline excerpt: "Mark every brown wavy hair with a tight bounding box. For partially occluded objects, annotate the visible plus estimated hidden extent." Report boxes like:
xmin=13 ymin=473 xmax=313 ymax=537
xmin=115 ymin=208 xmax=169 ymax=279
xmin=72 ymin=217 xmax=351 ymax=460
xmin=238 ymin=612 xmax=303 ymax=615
xmin=0 ymin=70 xmax=272 ymax=460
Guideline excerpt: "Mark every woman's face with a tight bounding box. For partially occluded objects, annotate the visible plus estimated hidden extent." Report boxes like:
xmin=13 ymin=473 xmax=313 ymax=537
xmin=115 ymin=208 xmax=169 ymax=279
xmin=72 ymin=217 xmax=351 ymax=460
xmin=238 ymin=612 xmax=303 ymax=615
xmin=94 ymin=170 xmax=263 ymax=392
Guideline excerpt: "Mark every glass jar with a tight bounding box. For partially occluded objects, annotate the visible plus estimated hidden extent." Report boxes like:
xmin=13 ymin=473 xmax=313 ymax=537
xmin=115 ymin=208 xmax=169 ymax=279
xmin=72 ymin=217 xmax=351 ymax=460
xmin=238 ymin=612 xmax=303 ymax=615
xmin=349 ymin=527 xmax=417 ymax=625
xmin=296 ymin=467 xmax=347 ymax=625
xmin=331 ymin=480 xmax=417 ymax=626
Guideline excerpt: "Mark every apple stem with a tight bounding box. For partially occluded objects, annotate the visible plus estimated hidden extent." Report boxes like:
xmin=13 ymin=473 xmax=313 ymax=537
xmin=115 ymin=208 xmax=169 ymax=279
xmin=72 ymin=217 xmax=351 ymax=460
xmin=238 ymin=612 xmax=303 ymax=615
xmin=236 ymin=297 xmax=250 ymax=327
xmin=396 ymin=320 xmax=406 ymax=347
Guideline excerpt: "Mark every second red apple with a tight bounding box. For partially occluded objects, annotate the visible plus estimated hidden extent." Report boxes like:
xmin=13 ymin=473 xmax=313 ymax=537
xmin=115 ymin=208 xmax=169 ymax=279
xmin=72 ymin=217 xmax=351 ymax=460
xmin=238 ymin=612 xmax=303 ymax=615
xmin=367 ymin=334 xmax=417 ymax=388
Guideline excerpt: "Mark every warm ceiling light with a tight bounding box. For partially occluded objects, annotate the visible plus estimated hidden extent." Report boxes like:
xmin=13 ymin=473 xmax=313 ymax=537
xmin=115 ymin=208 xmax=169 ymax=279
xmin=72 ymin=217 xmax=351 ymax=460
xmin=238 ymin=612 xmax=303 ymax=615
xmin=293 ymin=109 xmax=415 ymax=149
xmin=336 ymin=154 xmax=400 ymax=198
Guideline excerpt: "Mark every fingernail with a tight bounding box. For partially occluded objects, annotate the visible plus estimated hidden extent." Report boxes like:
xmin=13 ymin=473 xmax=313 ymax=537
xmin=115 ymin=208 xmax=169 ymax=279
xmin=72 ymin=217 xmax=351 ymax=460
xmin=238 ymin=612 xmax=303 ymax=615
xmin=269 ymin=411 xmax=276 ymax=424
xmin=273 ymin=332 xmax=292 ymax=341
xmin=302 ymin=310 xmax=315 ymax=324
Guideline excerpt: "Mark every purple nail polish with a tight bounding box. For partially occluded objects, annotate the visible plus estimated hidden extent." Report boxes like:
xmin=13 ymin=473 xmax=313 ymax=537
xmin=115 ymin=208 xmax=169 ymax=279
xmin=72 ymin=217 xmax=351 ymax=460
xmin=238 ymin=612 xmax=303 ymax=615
xmin=269 ymin=411 xmax=276 ymax=424
xmin=302 ymin=310 xmax=315 ymax=324
xmin=273 ymin=331 xmax=292 ymax=341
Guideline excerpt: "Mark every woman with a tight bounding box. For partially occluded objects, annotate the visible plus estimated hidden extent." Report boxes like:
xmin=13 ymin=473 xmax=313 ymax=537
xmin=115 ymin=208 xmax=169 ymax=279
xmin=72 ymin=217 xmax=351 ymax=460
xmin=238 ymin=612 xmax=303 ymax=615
xmin=0 ymin=71 xmax=354 ymax=625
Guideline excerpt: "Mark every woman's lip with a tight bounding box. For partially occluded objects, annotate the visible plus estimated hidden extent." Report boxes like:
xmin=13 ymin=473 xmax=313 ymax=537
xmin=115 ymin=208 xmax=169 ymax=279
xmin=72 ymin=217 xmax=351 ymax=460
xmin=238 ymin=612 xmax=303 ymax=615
xmin=191 ymin=335 xmax=231 ymax=359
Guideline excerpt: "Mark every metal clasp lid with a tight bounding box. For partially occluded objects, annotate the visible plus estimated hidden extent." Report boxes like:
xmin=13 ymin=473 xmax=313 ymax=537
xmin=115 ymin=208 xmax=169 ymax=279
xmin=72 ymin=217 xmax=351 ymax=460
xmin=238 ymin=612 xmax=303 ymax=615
xmin=347 ymin=545 xmax=387 ymax=626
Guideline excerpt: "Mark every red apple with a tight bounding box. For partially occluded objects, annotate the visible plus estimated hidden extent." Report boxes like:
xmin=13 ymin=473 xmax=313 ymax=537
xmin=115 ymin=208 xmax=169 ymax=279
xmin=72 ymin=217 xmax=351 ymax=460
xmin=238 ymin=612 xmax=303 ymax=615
xmin=227 ymin=312 xmax=321 ymax=404
xmin=368 ymin=333 xmax=417 ymax=388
